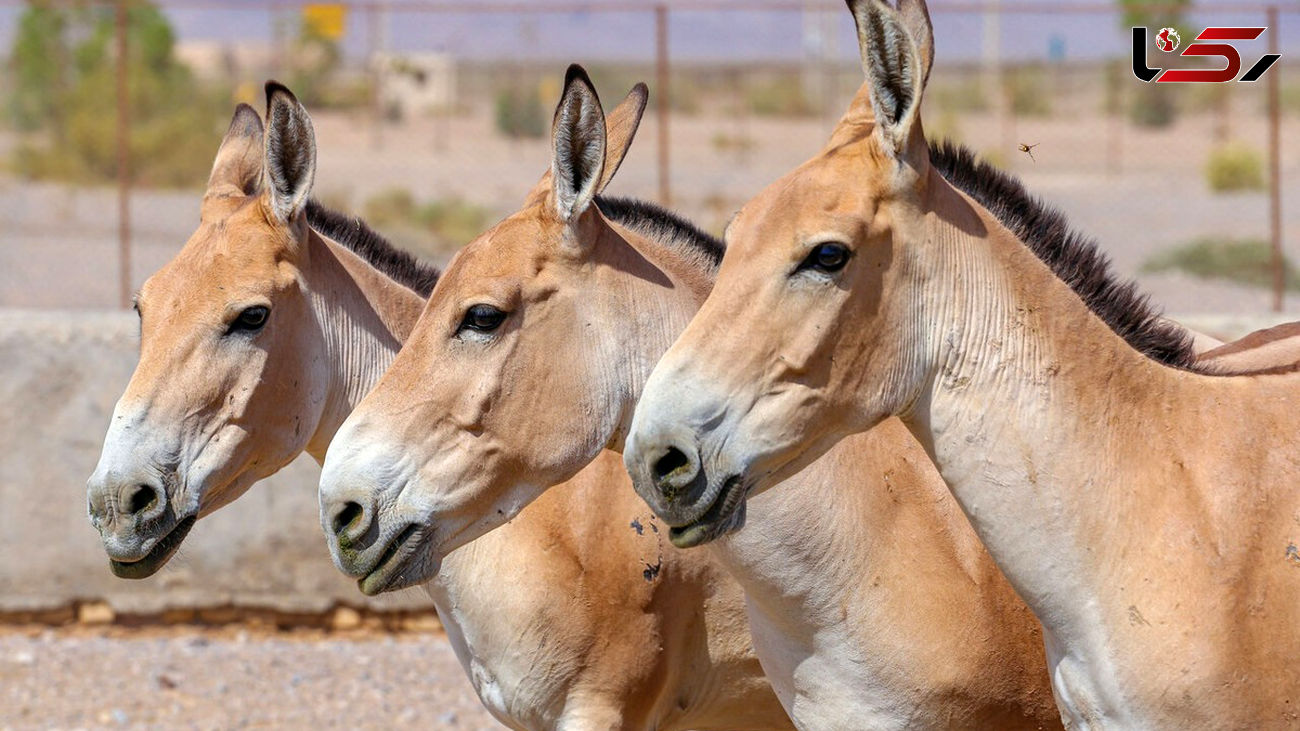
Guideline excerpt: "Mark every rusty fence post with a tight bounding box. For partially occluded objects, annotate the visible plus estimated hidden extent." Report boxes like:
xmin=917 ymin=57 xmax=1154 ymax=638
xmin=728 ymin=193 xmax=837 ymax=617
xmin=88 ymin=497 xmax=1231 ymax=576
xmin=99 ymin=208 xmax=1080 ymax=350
xmin=655 ymin=3 xmax=670 ymax=207
xmin=116 ymin=0 xmax=132 ymax=310
xmin=1268 ymin=5 xmax=1283 ymax=312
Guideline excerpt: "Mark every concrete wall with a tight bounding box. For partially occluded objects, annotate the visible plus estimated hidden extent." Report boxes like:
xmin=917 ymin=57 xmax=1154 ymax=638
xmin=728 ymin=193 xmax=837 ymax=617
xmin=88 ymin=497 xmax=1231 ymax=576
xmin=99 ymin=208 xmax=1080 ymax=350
xmin=0 ymin=309 xmax=433 ymax=615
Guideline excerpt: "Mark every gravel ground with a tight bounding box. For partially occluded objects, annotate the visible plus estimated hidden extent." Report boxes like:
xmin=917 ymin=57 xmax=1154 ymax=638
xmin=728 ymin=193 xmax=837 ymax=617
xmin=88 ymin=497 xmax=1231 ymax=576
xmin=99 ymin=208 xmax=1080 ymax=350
xmin=0 ymin=627 xmax=504 ymax=730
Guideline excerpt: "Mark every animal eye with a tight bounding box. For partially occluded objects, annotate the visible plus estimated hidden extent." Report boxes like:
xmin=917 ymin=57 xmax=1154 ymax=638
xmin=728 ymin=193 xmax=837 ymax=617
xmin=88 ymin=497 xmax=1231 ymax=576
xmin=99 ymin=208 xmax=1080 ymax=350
xmin=798 ymin=243 xmax=851 ymax=274
xmin=228 ymin=305 xmax=269 ymax=334
xmin=459 ymin=304 xmax=507 ymax=334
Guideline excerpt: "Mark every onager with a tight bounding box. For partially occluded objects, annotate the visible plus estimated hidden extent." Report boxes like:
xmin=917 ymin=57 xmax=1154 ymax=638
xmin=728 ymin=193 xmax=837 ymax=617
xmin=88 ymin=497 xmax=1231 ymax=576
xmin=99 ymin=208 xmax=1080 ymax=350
xmin=319 ymin=65 xmax=1063 ymax=729
xmin=86 ymin=83 xmax=789 ymax=731
xmin=625 ymin=1 xmax=1300 ymax=727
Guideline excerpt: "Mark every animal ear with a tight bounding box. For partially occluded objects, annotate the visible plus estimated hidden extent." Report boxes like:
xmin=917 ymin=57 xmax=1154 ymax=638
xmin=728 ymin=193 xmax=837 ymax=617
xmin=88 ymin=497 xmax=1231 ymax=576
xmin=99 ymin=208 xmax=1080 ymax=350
xmin=845 ymin=0 xmax=926 ymax=156
xmin=595 ymin=82 xmax=648 ymax=194
xmin=207 ymin=104 xmax=264 ymax=197
xmin=550 ymin=64 xmax=607 ymax=222
xmin=263 ymin=81 xmax=317 ymax=223
xmin=897 ymin=0 xmax=934 ymax=86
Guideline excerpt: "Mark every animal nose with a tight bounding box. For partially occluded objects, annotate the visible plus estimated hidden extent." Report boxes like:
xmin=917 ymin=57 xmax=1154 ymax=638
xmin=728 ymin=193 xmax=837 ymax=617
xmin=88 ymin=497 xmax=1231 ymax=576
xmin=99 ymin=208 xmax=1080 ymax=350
xmin=87 ymin=474 xmax=167 ymax=528
xmin=326 ymin=497 xmax=376 ymax=549
xmin=126 ymin=483 xmax=163 ymax=517
xmin=650 ymin=442 xmax=701 ymax=497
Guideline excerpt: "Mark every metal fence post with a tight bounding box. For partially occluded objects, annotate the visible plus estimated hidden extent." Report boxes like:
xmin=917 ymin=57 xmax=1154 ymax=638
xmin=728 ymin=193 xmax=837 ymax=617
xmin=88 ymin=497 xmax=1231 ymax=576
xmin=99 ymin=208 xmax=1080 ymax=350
xmin=1268 ymin=4 xmax=1283 ymax=312
xmin=116 ymin=0 xmax=132 ymax=310
xmin=655 ymin=3 xmax=670 ymax=207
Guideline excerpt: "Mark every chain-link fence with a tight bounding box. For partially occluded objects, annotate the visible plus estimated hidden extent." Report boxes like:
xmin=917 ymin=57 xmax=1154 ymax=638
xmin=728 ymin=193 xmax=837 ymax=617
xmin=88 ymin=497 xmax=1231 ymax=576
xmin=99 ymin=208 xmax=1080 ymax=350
xmin=0 ymin=0 xmax=1296 ymax=315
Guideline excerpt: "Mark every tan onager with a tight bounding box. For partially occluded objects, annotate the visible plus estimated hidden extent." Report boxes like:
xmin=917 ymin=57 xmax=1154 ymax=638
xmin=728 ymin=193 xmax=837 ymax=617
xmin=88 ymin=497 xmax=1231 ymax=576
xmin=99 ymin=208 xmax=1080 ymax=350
xmin=625 ymin=1 xmax=1300 ymax=727
xmin=86 ymin=83 xmax=789 ymax=731
xmin=319 ymin=65 xmax=1065 ymax=729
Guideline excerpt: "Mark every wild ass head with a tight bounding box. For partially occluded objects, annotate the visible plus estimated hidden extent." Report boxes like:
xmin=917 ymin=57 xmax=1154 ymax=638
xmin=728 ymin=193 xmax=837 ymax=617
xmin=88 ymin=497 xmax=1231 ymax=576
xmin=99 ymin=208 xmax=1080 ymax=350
xmin=316 ymin=66 xmax=716 ymax=595
xmin=86 ymin=83 xmax=400 ymax=578
xmin=623 ymin=0 xmax=944 ymax=545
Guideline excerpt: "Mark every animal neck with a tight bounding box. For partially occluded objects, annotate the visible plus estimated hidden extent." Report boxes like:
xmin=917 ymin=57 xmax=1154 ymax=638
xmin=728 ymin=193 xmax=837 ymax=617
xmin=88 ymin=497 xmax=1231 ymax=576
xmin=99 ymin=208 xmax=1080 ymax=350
xmin=301 ymin=229 xmax=426 ymax=462
xmin=594 ymin=216 xmax=717 ymax=452
xmin=900 ymin=172 xmax=1197 ymax=647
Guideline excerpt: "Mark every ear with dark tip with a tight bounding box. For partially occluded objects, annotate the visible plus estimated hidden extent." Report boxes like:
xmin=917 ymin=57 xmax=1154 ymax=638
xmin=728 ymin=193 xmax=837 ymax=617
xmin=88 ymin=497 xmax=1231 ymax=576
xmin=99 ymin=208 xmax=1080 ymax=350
xmin=263 ymin=81 xmax=317 ymax=223
xmin=595 ymin=82 xmax=648 ymax=194
xmin=897 ymin=0 xmax=934 ymax=86
xmin=207 ymin=103 xmax=264 ymax=197
xmin=550 ymin=64 xmax=607 ymax=222
xmin=845 ymin=0 xmax=925 ymax=155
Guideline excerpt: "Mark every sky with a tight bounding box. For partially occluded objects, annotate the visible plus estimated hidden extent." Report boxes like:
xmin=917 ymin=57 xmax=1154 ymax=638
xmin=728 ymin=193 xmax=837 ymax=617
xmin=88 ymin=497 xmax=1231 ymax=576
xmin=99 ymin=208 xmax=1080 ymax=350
xmin=0 ymin=1 xmax=1295 ymax=65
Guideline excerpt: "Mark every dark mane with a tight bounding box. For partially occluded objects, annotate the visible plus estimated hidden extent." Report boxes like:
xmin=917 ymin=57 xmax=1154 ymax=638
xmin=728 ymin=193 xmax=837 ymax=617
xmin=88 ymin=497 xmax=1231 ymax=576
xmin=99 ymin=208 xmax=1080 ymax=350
xmin=305 ymin=199 xmax=440 ymax=297
xmin=597 ymin=196 xmax=725 ymax=269
xmin=927 ymin=140 xmax=1200 ymax=371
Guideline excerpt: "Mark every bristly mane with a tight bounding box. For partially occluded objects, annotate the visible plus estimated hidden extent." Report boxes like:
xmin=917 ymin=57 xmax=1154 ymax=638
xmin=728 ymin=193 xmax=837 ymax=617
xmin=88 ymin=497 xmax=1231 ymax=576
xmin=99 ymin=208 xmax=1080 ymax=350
xmin=927 ymin=140 xmax=1201 ymax=372
xmin=305 ymin=200 xmax=440 ymax=297
xmin=597 ymin=196 xmax=725 ymax=269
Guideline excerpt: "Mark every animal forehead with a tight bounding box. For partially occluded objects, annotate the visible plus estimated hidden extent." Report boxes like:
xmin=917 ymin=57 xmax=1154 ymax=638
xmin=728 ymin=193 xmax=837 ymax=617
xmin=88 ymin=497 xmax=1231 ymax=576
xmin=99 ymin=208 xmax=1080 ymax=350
xmin=141 ymin=217 xmax=284 ymax=309
xmin=733 ymin=165 xmax=869 ymax=241
xmin=443 ymin=213 xmax=557 ymax=281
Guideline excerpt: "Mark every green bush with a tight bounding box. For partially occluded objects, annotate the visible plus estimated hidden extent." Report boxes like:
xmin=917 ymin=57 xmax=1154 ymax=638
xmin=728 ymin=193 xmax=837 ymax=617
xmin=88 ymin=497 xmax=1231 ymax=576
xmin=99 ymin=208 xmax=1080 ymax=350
xmin=930 ymin=80 xmax=988 ymax=115
xmin=6 ymin=2 xmax=68 ymax=132
xmin=744 ymin=76 xmax=815 ymax=118
xmin=362 ymin=187 xmax=417 ymax=229
xmin=1005 ymin=67 xmax=1051 ymax=118
xmin=494 ymin=87 xmax=547 ymax=139
xmin=1204 ymin=142 xmax=1265 ymax=193
xmin=285 ymin=23 xmax=341 ymax=108
xmin=363 ymin=188 xmax=495 ymax=260
xmin=413 ymin=198 xmax=494 ymax=248
xmin=710 ymin=131 xmax=755 ymax=153
xmin=1141 ymin=237 xmax=1298 ymax=291
xmin=8 ymin=1 xmax=228 ymax=188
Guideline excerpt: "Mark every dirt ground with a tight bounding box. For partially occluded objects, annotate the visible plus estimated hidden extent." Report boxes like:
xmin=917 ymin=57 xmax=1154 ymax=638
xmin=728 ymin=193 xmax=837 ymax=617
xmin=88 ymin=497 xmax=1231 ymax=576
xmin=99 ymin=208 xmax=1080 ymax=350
xmin=0 ymin=625 xmax=504 ymax=730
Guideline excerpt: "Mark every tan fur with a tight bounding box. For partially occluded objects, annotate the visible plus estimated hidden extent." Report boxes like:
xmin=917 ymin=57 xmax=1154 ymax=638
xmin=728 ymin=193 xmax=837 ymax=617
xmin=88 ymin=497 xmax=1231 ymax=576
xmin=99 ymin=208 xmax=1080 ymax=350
xmin=1197 ymin=321 xmax=1300 ymax=372
xmin=625 ymin=2 xmax=1300 ymax=726
xmin=321 ymin=69 xmax=1062 ymax=729
xmin=88 ymin=93 xmax=790 ymax=731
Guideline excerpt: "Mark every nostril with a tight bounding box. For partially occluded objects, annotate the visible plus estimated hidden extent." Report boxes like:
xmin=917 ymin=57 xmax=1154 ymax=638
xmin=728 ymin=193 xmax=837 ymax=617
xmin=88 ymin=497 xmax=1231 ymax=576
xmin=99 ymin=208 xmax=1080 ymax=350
xmin=653 ymin=446 xmax=691 ymax=481
xmin=333 ymin=501 xmax=365 ymax=537
xmin=127 ymin=484 xmax=159 ymax=516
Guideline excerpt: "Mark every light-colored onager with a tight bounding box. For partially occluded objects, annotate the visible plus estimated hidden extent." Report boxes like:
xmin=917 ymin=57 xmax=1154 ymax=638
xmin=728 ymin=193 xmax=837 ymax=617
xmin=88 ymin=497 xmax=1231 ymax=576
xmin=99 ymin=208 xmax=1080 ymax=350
xmin=86 ymin=83 xmax=789 ymax=731
xmin=625 ymin=1 xmax=1300 ymax=727
xmin=1198 ymin=321 xmax=1300 ymax=372
xmin=320 ymin=65 xmax=1063 ymax=729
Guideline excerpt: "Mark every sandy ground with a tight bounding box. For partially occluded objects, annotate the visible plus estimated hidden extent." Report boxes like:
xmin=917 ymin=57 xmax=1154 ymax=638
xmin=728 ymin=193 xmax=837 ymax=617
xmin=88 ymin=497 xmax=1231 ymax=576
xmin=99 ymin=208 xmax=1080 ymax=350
xmin=0 ymin=626 xmax=504 ymax=730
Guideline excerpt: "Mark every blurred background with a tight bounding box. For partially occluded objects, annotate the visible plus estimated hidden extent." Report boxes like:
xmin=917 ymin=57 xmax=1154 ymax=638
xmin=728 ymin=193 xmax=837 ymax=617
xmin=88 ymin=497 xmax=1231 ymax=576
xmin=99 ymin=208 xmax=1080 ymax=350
xmin=0 ymin=0 xmax=1296 ymax=313
xmin=0 ymin=1 xmax=1295 ymax=728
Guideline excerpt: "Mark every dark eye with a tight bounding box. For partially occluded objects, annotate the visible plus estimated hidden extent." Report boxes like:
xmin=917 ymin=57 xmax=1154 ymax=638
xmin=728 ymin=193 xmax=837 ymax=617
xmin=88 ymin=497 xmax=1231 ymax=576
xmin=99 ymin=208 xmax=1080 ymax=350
xmin=459 ymin=304 xmax=507 ymax=334
xmin=228 ymin=305 xmax=269 ymax=334
xmin=798 ymin=243 xmax=851 ymax=274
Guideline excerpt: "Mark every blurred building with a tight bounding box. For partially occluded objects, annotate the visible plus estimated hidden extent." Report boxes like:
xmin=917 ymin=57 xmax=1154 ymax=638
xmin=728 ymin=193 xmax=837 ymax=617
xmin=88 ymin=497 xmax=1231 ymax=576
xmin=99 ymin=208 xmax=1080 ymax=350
xmin=372 ymin=52 xmax=457 ymax=120
xmin=176 ymin=40 xmax=277 ymax=82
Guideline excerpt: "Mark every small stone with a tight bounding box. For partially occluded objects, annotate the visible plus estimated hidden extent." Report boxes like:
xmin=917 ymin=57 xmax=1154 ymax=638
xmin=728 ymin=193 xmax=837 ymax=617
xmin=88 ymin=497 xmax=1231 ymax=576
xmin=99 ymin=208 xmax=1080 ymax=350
xmin=77 ymin=602 xmax=115 ymax=625
xmin=330 ymin=606 xmax=362 ymax=631
xmin=400 ymin=614 xmax=441 ymax=633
